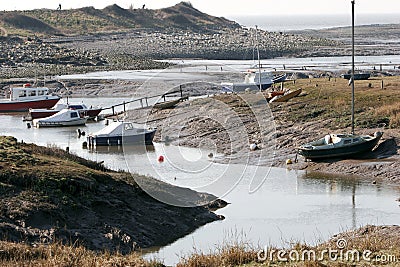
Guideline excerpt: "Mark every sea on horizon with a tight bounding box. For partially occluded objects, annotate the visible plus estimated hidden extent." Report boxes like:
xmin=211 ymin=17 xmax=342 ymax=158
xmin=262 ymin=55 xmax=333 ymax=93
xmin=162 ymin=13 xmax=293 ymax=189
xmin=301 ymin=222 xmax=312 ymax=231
xmin=230 ymin=13 xmax=400 ymax=32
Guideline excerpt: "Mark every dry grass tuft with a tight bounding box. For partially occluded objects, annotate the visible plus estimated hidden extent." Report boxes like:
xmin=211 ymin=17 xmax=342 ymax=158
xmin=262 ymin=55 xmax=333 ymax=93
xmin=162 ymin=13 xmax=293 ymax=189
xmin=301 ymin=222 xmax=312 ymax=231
xmin=0 ymin=241 xmax=164 ymax=267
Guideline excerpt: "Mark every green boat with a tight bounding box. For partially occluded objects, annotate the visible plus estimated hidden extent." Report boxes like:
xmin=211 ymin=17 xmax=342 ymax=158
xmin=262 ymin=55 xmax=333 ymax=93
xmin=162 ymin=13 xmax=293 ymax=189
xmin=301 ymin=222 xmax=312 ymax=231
xmin=298 ymin=132 xmax=382 ymax=160
xmin=297 ymin=1 xmax=383 ymax=161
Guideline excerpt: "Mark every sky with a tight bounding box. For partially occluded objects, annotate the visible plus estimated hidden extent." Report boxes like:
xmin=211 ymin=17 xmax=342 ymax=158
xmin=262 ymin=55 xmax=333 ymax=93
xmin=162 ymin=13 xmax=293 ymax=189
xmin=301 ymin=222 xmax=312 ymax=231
xmin=2 ymin=0 xmax=400 ymax=16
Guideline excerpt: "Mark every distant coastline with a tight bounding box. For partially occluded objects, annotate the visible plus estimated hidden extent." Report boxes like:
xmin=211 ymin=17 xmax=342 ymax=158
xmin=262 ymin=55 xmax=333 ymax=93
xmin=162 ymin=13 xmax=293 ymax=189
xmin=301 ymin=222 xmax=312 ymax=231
xmin=231 ymin=13 xmax=400 ymax=31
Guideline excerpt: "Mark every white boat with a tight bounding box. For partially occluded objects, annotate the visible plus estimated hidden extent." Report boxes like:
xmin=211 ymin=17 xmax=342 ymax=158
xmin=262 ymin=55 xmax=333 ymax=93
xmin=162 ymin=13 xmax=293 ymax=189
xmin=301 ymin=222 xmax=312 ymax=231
xmin=29 ymin=102 xmax=102 ymax=120
xmin=221 ymin=71 xmax=274 ymax=92
xmin=221 ymin=26 xmax=273 ymax=92
xmin=32 ymin=109 xmax=88 ymax=127
xmin=87 ymin=121 xmax=156 ymax=146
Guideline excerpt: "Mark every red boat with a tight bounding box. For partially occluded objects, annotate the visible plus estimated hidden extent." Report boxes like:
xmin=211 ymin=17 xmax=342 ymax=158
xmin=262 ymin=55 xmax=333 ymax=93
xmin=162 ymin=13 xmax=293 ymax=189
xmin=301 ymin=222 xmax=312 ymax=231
xmin=0 ymin=84 xmax=60 ymax=112
xmin=29 ymin=102 xmax=102 ymax=120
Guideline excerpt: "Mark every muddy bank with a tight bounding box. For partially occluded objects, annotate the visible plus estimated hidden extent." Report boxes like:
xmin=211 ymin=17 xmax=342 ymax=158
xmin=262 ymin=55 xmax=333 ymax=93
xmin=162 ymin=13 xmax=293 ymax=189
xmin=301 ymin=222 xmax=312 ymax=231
xmin=0 ymin=136 xmax=226 ymax=254
xmin=126 ymin=88 xmax=400 ymax=186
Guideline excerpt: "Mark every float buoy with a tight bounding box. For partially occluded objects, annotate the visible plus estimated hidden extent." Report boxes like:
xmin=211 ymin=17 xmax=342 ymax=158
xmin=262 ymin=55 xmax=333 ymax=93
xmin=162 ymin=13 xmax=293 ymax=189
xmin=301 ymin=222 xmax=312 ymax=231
xmin=158 ymin=155 xmax=164 ymax=162
xmin=249 ymin=143 xmax=258 ymax=151
xmin=286 ymin=159 xmax=292 ymax=165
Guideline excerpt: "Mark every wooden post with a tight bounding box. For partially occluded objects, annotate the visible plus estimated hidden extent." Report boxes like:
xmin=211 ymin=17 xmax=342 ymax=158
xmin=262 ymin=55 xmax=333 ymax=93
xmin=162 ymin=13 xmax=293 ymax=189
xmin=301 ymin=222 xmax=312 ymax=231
xmin=112 ymin=106 xmax=115 ymax=115
xmin=145 ymin=97 xmax=148 ymax=107
xmin=123 ymin=101 xmax=126 ymax=113
xmin=381 ymin=80 xmax=384 ymax=89
xmin=140 ymin=99 xmax=143 ymax=108
xmin=380 ymin=64 xmax=382 ymax=71
xmin=163 ymin=95 xmax=166 ymax=102
xmin=180 ymin=85 xmax=183 ymax=97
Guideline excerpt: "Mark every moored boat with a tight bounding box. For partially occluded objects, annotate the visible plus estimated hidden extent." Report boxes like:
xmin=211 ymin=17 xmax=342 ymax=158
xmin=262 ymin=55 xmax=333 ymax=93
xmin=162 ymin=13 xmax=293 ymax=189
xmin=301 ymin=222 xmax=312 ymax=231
xmin=29 ymin=102 xmax=102 ymax=120
xmin=298 ymin=132 xmax=383 ymax=160
xmin=221 ymin=71 xmax=273 ymax=92
xmin=340 ymin=73 xmax=370 ymax=80
xmin=87 ymin=121 xmax=156 ymax=146
xmin=297 ymin=1 xmax=382 ymax=161
xmin=0 ymin=84 xmax=60 ymax=112
xmin=32 ymin=109 xmax=88 ymax=127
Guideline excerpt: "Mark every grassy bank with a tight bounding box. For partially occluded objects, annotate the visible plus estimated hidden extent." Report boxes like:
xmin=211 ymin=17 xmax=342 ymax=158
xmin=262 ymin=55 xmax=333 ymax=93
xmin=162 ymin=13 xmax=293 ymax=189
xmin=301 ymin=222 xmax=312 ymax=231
xmin=0 ymin=136 xmax=224 ymax=256
xmin=278 ymin=75 xmax=400 ymax=129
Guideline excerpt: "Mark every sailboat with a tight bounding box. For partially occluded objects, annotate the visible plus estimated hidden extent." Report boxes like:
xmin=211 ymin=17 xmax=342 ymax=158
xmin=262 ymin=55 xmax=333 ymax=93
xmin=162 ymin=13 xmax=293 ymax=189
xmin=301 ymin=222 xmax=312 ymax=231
xmin=297 ymin=0 xmax=382 ymax=160
xmin=221 ymin=26 xmax=273 ymax=92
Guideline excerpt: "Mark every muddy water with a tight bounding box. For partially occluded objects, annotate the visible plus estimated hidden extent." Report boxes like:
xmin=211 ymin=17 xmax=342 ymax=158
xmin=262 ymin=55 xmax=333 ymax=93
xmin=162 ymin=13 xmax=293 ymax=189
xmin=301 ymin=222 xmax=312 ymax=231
xmin=1 ymin=98 xmax=399 ymax=266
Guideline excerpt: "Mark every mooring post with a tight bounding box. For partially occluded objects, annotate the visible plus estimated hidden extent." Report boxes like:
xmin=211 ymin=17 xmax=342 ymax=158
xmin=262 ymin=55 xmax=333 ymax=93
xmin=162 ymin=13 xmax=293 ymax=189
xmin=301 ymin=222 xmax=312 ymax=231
xmin=123 ymin=101 xmax=126 ymax=113
xmin=180 ymin=85 xmax=183 ymax=97
xmin=145 ymin=97 xmax=148 ymax=107
xmin=140 ymin=99 xmax=143 ymax=108
xmin=381 ymin=80 xmax=384 ymax=89
xmin=163 ymin=95 xmax=166 ymax=102
xmin=112 ymin=106 xmax=115 ymax=115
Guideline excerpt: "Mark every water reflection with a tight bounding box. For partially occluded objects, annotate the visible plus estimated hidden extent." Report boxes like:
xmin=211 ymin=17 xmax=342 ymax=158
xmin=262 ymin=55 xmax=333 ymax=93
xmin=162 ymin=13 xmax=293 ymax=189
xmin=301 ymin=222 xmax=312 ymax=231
xmin=145 ymin=171 xmax=400 ymax=265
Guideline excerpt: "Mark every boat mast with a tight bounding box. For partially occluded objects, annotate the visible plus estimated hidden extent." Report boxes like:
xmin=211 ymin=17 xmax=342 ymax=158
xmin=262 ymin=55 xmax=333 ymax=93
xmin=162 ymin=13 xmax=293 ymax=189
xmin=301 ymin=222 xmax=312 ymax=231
xmin=255 ymin=25 xmax=262 ymax=91
xmin=351 ymin=0 xmax=355 ymax=135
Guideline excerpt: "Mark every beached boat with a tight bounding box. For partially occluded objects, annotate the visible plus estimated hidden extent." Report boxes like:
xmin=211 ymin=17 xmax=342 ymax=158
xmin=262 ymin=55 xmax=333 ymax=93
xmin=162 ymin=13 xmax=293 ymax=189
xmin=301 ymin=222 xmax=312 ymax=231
xmin=29 ymin=102 xmax=102 ymax=120
xmin=221 ymin=71 xmax=274 ymax=92
xmin=153 ymin=96 xmax=187 ymax=110
xmin=87 ymin=121 xmax=156 ymax=146
xmin=32 ymin=109 xmax=87 ymax=127
xmin=298 ymin=1 xmax=382 ymax=160
xmin=272 ymin=73 xmax=287 ymax=83
xmin=269 ymin=88 xmax=302 ymax=102
xmin=340 ymin=72 xmax=370 ymax=80
xmin=298 ymin=132 xmax=382 ymax=160
xmin=0 ymin=84 xmax=60 ymax=112
xmin=221 ymin=26 xmax=273 ymax=92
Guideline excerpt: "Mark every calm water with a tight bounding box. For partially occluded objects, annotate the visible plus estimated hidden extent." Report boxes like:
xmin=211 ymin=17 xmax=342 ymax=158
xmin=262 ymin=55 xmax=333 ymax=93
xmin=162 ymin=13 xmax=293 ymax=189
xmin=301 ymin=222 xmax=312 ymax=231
xmin=0 ymin=98 xmax=399 ymax=265
xmin=231 ymin=14 xmax=400 ymax=32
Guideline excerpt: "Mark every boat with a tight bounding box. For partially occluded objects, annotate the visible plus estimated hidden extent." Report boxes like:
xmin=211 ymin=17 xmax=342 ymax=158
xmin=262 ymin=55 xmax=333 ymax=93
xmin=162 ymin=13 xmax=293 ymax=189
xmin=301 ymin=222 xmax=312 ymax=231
xmin=221 ymin=26 xmax=273 ymax=92
xmin=0 ymin=84 xmax=60 ymax=112
xmin=153 ymin=96 xmax=187 ymax=110
xmin=29 ymin=102 xmax=102 ymax=120
xmin=272 ymin=73 xmax=287 ymax=83
xmin=269 ymin=88 xmax=302 ymax=102
xmin=298 ymin=132 xmax=382 ymax=160
xmin=32 ymin=109 xmax=88 ymax=127
xmin=340 ymin=72 xmax=370 ymax=80
xmin=221 ymin=71 xmax=274 ymax=92
xmin=297 ymin=1 xmax=382 ymax=160
xmin=87 ymin=121 xmax=156 ymax=146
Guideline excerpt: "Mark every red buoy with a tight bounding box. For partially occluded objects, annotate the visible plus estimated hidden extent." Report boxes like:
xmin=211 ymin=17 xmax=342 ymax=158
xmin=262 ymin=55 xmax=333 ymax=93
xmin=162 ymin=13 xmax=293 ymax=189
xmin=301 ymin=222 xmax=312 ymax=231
xmin=158 ymin=155 xmax=164 ymax=162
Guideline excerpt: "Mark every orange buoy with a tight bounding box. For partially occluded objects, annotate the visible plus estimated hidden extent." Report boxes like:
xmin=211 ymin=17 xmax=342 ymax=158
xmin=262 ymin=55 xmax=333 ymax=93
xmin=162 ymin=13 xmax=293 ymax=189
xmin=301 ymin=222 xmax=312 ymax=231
xmin=158 ymin=155 xmax=164 ymax=162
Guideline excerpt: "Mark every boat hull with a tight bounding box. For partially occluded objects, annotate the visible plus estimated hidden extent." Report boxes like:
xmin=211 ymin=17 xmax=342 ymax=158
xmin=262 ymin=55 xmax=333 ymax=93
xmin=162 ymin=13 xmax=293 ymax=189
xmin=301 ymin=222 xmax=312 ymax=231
xmin=298 ymin=134 xmax=382 ymax=160
xmin=0 ymin=97 xmax=60 ymax=112
xmin=88 ymin=129 xmax=156 ymax=146
xmin=29 ymin=108 xmax=102 ymax=120
xmin=33 ymin=118 xmax=88 ymax=127
xmin=341 ymin=73 xmax=370 ymax=80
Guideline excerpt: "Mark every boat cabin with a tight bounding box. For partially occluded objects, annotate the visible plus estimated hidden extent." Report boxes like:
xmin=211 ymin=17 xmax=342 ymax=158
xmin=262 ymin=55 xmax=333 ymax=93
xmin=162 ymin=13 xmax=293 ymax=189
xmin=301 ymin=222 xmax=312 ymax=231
xmin=10 ymin=84 xmax=51 ymax=101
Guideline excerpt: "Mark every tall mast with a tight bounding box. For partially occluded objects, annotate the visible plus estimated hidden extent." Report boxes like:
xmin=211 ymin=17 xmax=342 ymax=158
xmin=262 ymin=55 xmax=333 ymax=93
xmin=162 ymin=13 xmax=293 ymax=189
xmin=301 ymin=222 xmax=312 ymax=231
xmin=351 ymin=0 xmax=355 ymax=135
xmin=255 ymin=25 xmax=262 ymax=91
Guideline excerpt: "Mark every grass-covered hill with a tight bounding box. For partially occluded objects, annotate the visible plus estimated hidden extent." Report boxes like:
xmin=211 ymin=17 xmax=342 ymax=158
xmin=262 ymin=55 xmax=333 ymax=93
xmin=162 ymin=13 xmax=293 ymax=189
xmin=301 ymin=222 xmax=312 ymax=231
xmin=0 ymin=2 xmax=240 ymax=36
xmin=0 ymin=136 xmax=224 ymax=254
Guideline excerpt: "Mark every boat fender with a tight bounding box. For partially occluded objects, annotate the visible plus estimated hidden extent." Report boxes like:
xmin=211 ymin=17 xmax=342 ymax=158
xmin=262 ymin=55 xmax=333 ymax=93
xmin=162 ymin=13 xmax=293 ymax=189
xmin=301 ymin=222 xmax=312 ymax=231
xmin=325 ymin=134 xmax=333 ymax=144
xmin=158 ymin=155 xmax=164 ymax=162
